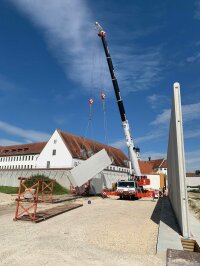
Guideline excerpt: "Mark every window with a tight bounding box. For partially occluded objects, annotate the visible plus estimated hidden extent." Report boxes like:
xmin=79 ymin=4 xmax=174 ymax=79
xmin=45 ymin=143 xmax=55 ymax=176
xmin=29 ymin=156 xmax=30 ymax=160
xmin=47 ymin=161 xmax=50 ymax=168
xmin=32 ymin=156 xmax=34 ymax=160
xmin=52 ymin=150 xmax=56 ymax=156
xmin=31 ymin=165 xmax=33 ymax=169
xmin=54 ymin=139 xmax=57 ymax=144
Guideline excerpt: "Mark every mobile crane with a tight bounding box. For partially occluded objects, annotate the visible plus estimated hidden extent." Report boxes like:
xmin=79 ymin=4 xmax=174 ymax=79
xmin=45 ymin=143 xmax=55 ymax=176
xmin=95 ymin=22 xmax=141 ymax=177
xmin=95 ymin=23 xmax=158 ymax=199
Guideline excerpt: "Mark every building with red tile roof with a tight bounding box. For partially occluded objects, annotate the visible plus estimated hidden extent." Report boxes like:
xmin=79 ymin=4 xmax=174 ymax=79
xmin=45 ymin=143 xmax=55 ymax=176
xmin=0 ymin=129 xmax=129 ymax=173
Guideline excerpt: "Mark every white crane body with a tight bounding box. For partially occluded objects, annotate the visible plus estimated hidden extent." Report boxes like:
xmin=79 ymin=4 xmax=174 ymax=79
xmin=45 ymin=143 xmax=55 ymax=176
xmin=95 ymin=22 xmax=141 ymax=176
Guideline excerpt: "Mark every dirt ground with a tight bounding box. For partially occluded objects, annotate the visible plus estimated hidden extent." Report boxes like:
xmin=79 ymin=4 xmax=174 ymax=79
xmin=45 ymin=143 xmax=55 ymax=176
xmin=188 ymin=192 xmax=200 ymax=220
xmin=0 ymin=196 xmax=165 ymax=266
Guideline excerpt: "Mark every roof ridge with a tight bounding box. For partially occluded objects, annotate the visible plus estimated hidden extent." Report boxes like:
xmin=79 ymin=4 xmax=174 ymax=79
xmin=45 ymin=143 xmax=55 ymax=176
xmin=59 ymin=130 xmax=124 ymax=152
xmin=0 ymin=141 xmax=47 ymax=149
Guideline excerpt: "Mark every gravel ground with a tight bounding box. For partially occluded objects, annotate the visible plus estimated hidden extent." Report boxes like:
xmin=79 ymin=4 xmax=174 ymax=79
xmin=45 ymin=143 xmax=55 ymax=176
xmin=0 ymin=192 xmax=16 ymax=207
xmin=188 ymin=192 xmax=200 ymax=220
xmin=0 ymin=196 xmax=165 ymax=266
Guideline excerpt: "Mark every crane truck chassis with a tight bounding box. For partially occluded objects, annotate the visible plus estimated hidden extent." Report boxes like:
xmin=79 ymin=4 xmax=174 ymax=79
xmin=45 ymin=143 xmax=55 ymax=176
xmin=102 ymin=176 xmax=157 ymax=200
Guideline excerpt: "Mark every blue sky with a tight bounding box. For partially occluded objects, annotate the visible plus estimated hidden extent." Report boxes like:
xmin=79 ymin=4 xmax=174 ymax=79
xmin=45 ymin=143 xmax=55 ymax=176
xmin=0 ymin=0 xmax=199 ymax=171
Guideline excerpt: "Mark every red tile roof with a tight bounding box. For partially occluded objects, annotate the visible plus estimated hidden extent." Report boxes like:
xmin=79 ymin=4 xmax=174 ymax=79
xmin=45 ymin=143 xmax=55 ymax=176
xmin=139 ymin=161 xmax=156 ymax=174
xmin=186 ymin=173 xmax=200 ymax=177
xmin=58 ymin=130 xmax=128 ymax=167
xmin=0 ymin=142 xmax=46 ymax=156
xmin=0 ymin=130 xmax=129 ymax=168
xmin=146 ymin=159 xmax=167 ymax=169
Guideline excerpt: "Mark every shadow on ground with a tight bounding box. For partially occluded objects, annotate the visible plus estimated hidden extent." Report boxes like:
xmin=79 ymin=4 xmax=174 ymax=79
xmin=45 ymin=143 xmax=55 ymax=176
xmin=151 ymin=196 xmax=181 ymax=235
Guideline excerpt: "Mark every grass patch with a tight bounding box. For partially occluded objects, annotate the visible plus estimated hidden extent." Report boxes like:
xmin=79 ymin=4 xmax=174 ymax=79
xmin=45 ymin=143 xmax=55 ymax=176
xmin=24 ymin=175 xmax=69 ymax=195
xmin=0 ymin=186 xmax=19 ymax=194
xmin=0 ymin=176 xmax=69 ymax=195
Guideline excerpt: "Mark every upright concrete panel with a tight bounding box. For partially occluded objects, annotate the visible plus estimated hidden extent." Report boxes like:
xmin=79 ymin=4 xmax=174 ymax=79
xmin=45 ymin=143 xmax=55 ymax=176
xmin=167 ymin=82 xmax=190 ymax=237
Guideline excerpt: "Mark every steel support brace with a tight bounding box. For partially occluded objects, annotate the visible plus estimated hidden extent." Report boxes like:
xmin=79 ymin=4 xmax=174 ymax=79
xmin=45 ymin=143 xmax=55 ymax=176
xmin=14 ymin=177 xmax=40 ymax=222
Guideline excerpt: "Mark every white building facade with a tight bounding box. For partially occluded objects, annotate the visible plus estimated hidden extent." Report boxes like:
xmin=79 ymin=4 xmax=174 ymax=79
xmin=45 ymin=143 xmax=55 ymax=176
xmin=0 ymin=129 xmax=130 ymax=175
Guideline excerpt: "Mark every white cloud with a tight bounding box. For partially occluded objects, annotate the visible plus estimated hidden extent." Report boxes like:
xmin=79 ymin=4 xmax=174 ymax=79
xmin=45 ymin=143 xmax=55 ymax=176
xmin=147 ymin=94 xmax=169 ymax=109
xmin=0 ymin=121 xmax=50 ymax=142
xmin=151 ymin=102 xmax=200 ymax=125
xmin=186 ymin=52 xmax=200 ymax=63
xmin=110 ymin=131 xmax=164 ymax=149
xmin=0 ymin=139 xmax=21 ymax=146
xmin=115 ymin=49 xmax=162 ymax=92
xmin=110 ymin=139 xmax=126 ymax=149
xmin=185 ymin=128 xmax=200 ymax=139
xmin=136 ymin=132 xmax=164 ymax=143
xmin=151 ymin=109 xmax=170 ymax=126
xmin=10 ymin=0 xmax=110 ymax=92
xmin=10 ymin=0 xmax=163 ymax=93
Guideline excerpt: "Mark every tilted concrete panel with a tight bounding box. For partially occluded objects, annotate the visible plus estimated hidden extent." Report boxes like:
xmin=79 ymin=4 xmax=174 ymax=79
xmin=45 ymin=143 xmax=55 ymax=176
xmin=69 ymin=149 xmax=112 ymax=187
xmin=167 ymin=82 xmax=190 ymax=237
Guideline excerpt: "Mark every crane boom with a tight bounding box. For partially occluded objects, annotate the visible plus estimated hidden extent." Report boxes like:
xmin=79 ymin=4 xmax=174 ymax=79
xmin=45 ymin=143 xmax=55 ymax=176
xmin=95 ymin=22 xmax=141 ymax=176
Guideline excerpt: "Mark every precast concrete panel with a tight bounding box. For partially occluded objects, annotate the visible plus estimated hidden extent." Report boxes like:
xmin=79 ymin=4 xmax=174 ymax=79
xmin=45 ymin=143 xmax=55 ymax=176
xmin=69 ymin=149 xmax=112 ymax=187
xmin=167 ymin=82 xmax=190 ymax=237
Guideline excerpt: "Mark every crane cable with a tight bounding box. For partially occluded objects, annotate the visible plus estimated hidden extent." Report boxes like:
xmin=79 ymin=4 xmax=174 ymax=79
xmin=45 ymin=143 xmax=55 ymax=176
xmin=83 ymin=98 xmax=94 ymax=141
xmin=101 ymin=93 xmax=109 ymax=145
xmin=99 ymin=46 xmax=110 ymax=146
xmin=82 ymin=37 xmax=96 ymax=149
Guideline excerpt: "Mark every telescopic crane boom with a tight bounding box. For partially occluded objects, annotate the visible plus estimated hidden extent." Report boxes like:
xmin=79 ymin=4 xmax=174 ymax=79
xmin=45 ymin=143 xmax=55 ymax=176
xmin=95 ymin=22 xmax=141 ymax=176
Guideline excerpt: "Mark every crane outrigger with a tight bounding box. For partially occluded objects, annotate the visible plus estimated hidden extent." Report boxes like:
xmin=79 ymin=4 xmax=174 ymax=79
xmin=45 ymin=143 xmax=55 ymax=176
xmin=95 ymin=22 xmax=141 ymax=177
